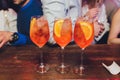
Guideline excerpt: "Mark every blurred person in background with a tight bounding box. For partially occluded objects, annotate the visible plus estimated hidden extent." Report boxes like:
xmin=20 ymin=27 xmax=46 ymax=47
xmin=97 ymin=0 xmax=119 ymax=44
xmin=82 ymin=0 xmax=119 ymax=44
xmin=0 ymin=0 xmax=43 ymax=48
xmin=81 ymin=0 xmax=109 ymax=44
xmin=0 ymin=0 xmax=82 ymax=48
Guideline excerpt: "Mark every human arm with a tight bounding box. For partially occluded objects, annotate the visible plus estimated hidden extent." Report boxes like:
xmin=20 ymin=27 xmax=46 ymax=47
xmin=86 ymin=8 xmax=99 ymax=19
xmin=107 ymin=9 xmax=120 ymax=44
xmin=82 ymin=5 xmax=99 ymax=19
xmin=0 ymin=31 xmax=13 ymax=48
xmin=0 ymin=31 xmax=30 ymax=48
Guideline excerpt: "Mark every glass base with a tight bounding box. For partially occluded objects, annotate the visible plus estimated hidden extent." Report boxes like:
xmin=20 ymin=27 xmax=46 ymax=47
xmin=56 ymin=64 xmax=70 ymax=74
xmin=73 ymin=65 xmax=85 ymax=75
xmin=36 ymin=63 xmax=49 ymax=74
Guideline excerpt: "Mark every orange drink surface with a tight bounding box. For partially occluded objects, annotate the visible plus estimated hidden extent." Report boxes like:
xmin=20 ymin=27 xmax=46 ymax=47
xmin=74 ymin=19 xmax=94 ymax=49
xmin=30 ymin=17 xmax=50 ymax=48
xmin=53 ymin=18 xmax=72 ymax=48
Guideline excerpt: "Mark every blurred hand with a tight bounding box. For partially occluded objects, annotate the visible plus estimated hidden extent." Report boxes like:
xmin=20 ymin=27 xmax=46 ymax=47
xmin=86 ymin=8 xmax=99 ymax=19
xmin=98 ymin=23 xmax=105 ymax=36
xmin=0 ymin=31 xmax=13 ymax=48
xmin=94 ymin=21 xmax=105 ymax=37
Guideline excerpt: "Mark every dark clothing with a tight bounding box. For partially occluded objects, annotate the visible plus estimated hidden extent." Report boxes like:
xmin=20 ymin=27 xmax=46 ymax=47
xmin=12 ymin=0 xmax=43 ymax=45
xmin=97 ymin=31 xmax=109 ymax=44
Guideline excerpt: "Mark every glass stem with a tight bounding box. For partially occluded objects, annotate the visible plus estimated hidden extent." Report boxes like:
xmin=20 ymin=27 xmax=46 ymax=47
xmin=40 ymin=50 xmax=44 ymax=65
xmin=80 ymin=48 xmax=84 ymax=67
xmin=61 ymin=47 xmax=64 ymax=66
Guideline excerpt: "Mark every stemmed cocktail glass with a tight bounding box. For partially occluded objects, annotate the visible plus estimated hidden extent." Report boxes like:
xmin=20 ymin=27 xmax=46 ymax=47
xmin=30 ymin=15 xmax=50 ymax=73
xmin=53 ymin=17 xmax=72 ymax=74
xmin=74 ymin=17 xmax=94 ymax=75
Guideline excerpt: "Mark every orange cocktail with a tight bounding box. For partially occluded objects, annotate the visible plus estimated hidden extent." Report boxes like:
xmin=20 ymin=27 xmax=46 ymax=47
xmin=53 ymin=18 xmax=72 ymax=48
xmin=53 ymin=18 xmax=72 ymax=74
xmin=74 ymin=18 xmax=94 ymax=49
xmin=30 ymin=16 xmax=50 ymax=74
xmin=30 ymin=16 xmax=49 ymax=48
xmin=73 ymin=18 xmax=94 ymax=75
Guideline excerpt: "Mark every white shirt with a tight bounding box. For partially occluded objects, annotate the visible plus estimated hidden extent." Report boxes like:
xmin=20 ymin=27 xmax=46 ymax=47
xmin=0 ymin=8 xmax=17 ymax=32
xmin=41 ymin=0 xmax=82 ymax=44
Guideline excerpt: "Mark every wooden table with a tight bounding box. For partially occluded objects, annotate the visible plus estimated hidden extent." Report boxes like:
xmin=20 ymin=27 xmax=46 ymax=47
xmin=0 ymin=44 xmax=120 ymax=80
